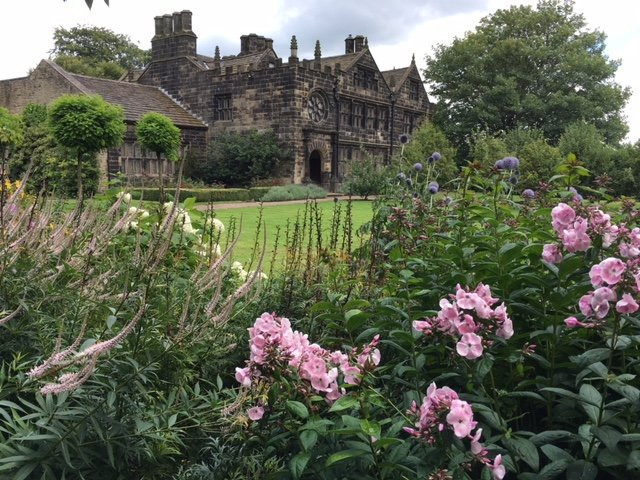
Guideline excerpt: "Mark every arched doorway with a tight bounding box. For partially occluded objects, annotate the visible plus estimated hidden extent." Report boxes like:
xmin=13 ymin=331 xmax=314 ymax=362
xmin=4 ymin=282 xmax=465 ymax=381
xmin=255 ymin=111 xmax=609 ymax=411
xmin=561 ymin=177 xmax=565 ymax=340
xmin=309 ymin=150 xmax=322 ymax=184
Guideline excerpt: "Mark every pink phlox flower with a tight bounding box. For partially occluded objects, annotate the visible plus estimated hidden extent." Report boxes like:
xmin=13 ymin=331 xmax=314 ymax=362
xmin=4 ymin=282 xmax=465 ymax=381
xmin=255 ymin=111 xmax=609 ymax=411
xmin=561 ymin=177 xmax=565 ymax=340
xmin=470 ymin=428 xmax=485 ymax=455
xmin=635 ymin=272 xmax=640 ymax=292
xmin=551 ymin=203 xmax=575 ymax=233
xmin=561 ymin=218 xmax=591 ymax=252
xmin=564 ymin=316 xmax=586 ymax=329
xmin=455 ymin=286 xmax=482 ymax=310
xmin=589 ymin=265 xmax=603 ymax=287
xmin=342 ymin=365 xmax=361 ymax=385
xmin=597 ymin=257 xmax=626 ymax=285
xmin=603 ymin=224 xmax=620 ymax=248
xmin=235 ymin=366 xmax=252 ymax=387
xmin=446 ymin=399 xmax=476 ymax=438
xmin=454 ymin=314 xmax=477 ymax=335
xmin=591 ymin=287 xmax=617 ymax=319
xmin=456 ymin=333 xmax=483 ymax=359
xmin=619 ymin=242 xmax=640 ymax=258
xmin=616 ymin=293 xmax=639 ymax=314
xmin=247 ymin=405 xmax=264 ymax=421
xmin=491 ymin=454 xmax=506 ymax=480
xmin=590 ymin=209 xmax=611 ymax=228
xmin=542 ymin=243 xmax=563 ymax=264
xmin=426 ymin=382 xmax=459 ymax=408
xmin=437 ymin=298 xmax=460 ymax=333
xmin=496 ymin=317 xmax=514 ymax=339
xmin=630 ymin=227 xmax=640 ymax=247
xmin=475 ymin=283 xmax=499 ymax=305
xmin=413 ymin=319 xmax=434 ymax=335
xmin=579 ymin=293 xmax=594 ymax=317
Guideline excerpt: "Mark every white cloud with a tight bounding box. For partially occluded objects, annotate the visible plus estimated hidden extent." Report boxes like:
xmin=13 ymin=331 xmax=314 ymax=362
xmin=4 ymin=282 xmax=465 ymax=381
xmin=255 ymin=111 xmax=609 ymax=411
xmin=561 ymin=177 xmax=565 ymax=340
xmin=1 ymin=0 xmax=638 ymax=142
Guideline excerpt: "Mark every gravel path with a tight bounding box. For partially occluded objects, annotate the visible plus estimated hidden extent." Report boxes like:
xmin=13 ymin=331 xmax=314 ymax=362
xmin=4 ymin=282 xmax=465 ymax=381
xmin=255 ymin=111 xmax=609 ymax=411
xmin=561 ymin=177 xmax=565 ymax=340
xmin=195 ymin=195 xmax=371 ymax=210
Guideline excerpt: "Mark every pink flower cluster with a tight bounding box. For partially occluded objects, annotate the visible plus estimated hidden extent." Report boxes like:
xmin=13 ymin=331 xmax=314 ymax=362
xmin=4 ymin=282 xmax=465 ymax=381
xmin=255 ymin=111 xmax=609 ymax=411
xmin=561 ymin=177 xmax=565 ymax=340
xmin=543 ymin=202 xmax=631 ymax=264
xmin=404 ymin=383 xmax=505 ymax=479
xmin=236 ymin=312 xmax=381 ymax=420
xmin=565 ymin=255 xmax=640 ymax=328
xmin=413 ymin=284 xmax=513 ymax=360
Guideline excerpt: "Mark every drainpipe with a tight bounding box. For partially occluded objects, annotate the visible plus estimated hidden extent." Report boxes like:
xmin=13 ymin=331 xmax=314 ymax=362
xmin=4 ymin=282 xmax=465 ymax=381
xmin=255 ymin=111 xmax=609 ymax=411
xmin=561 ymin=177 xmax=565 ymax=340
xmin=388 ymin=92 xmax=396 ymax=162
xmin=332 ymin=78 xmax=341 ymax=192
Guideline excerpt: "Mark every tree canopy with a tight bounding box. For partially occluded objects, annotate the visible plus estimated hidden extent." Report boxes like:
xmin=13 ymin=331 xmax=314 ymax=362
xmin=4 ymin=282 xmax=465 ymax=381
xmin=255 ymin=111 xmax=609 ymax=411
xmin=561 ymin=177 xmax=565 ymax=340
xmin=51 ymin=25 xmax=150 ymax=80
xmin=424 ymin=0 xmax=630 ymax=152
xmin=136 ymin=113 xmax=181 ymax=162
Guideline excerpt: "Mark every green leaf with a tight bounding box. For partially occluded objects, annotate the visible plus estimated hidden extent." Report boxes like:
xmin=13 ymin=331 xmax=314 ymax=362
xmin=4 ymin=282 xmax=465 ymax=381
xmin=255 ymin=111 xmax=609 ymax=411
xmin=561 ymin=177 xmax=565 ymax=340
xmin=286 ymin=400 xmax=309 ymax=419
xmin=566 ymin=460 xmax=597 ymax=480
xmin=182 ymin=196 xmax=197 ymax=209
xmin=329 ymin=396 xmax=359 ymax=413
xmin=597 ymin=448 xmax=627 ymax=467
xmin=290 ymin=452 xmax=310 ymax=479
xmin=106 ymin=315 xmax=117 ymax=329
xmin=538 ymin=459 xmax=569 ymax=479
xmin=530 ymin=430 xmax=576 ymax=446
xmin=361 ymin=420 xmax=381 ymax=438
xmin=505 ymin=437 xmax=539 ymax=471
xmin=168 ymin=413 xmax=177 ymax=428
xmin=300 ymin=430 xmax=318 ymax=452
xmin=591 ymin=426 xmax=621 ymax=451
xmin=579 ymin=384 xmax=602 ymax=425
xmin=344 ymin=309 xmax=368 ymax=332
xmin=541 ymin=444 xmax=574 ymax=462
xmin=325 ymin=449 xmax=368 ymax=467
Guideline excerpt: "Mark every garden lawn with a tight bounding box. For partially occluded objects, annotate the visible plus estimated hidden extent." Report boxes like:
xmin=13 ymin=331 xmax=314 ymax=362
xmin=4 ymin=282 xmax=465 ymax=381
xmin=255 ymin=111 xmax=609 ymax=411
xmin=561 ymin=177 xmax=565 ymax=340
xmin=210 ymin=200 xmax=373 ymax=271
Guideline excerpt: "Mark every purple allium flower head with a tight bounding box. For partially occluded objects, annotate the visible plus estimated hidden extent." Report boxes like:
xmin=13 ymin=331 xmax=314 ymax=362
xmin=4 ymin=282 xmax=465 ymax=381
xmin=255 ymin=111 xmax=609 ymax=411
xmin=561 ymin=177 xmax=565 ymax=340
xmin=509 ymin=175 xmax=518 ymax=185
xmin=414 ymin=162 xmax=423 ymax=172
xmin=494 ymin=159 xmax=506 ymax=169
xmin=399 ymin=133 xmax=410 ymax=145
xmin=503 ymin=157 xmax=520 ymax=170
xmin=397 ymin=172 xmax=406 ymax=181
xmin=522 ymin=189 xmax=535 ymax=198
xmin=431 ymin=152 xmax=442 ymax=162
xmin=429 ymin=181 xmax=439 ymax=194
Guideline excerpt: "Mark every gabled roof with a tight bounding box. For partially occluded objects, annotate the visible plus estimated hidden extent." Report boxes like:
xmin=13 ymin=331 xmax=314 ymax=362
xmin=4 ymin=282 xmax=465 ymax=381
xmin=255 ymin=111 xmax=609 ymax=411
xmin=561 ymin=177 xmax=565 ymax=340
xmin=45 ymin=61 xmax=206 ymax=129
xmin=199 ymin=49 xmax=278 ymax=71
xmin=319 ymin=50 xmax=365 ymax=72
xmin=381 ymin=67 xmax=409 ymax=92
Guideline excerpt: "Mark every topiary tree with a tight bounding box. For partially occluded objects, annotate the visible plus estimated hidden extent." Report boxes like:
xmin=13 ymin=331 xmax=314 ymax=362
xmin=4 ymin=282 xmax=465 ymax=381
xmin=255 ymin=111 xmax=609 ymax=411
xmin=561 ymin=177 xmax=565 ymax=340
xmin=136 ymin=112 xmax=181 ymax=203
xmin=48 ymin=95 xmax=125 ymax=205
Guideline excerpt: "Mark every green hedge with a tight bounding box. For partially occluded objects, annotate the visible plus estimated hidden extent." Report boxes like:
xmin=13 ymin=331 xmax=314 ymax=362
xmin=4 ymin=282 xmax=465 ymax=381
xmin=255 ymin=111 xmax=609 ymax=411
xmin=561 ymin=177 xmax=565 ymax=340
xmin=130 ymin=187 xmax=271 ymax=203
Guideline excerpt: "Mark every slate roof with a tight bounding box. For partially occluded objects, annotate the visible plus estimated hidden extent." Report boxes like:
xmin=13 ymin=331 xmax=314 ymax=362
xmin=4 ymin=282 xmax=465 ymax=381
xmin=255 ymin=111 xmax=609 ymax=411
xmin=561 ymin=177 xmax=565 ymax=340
xmin=319 ymin=51 xmax=362 ymax=71
xmin=381 ymin=67 xmax=410 ymax=92
xmin=46 ymin=60 xmax=206 ymax=129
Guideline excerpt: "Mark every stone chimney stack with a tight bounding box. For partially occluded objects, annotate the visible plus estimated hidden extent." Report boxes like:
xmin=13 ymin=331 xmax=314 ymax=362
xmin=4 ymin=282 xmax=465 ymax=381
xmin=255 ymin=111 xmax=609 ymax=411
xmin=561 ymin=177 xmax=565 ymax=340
xmin=289 ymin=35 xmax=299 ymax=65
xmin=151 ymin=10 xmax=197 ymax=61
xmin=345 ymin=34 xmax=354 ymax=54
xmin=353 ymin=35 xmax=365 ymax=52
xmin=240 ymin=34 xmax=273 ymax=55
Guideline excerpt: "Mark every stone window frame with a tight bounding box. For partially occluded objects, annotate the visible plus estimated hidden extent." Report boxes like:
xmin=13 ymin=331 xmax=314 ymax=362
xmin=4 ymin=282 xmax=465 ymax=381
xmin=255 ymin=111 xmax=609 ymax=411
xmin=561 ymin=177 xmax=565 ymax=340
xmin=378 ymin=106 xmax=389 ymax=131
xmin=402 ymin=111 xmax=413 ymax=134
xmin=341 ymin=99 xmax=352 ymax=127
xmin=353 ymin=102 xmax=364 ymax=129
xmin=366 ymin=104 xmax=376 ymax=130
xmin=214 ymin=94 xmax=233 ymax=121
xmin=409 ymin=80 xmax=420 ymax=101
xmin=354 ymin=67 xmax=378 ymax=91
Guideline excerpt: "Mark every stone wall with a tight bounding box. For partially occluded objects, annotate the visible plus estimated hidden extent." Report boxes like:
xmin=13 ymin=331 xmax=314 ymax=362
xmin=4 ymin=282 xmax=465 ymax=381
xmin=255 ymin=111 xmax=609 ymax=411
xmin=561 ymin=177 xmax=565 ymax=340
xmin=0 ymin=61 xmax=81 ymax=114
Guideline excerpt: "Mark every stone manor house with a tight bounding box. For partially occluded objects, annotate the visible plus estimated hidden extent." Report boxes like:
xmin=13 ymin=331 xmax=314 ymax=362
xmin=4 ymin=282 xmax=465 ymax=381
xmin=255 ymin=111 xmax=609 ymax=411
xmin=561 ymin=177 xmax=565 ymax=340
xmin=0 ymin=10 xmax=432 ymax=191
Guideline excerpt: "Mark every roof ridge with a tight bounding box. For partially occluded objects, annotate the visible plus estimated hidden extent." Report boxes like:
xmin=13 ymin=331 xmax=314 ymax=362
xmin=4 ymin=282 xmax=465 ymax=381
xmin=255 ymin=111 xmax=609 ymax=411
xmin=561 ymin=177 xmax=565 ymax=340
xmin=156 ymin=87 xmax=208 ymax=127
xmin=69 ymin=70 xmax=161 ymax=90
xmin=44 ymin=60 xmax=91 ymax=94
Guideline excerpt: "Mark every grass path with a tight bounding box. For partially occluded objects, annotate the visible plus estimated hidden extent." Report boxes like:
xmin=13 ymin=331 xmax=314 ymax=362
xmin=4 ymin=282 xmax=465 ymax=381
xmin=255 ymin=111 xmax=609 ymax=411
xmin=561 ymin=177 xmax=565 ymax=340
xmin=209 ymin=200 xmax=374 ymax=271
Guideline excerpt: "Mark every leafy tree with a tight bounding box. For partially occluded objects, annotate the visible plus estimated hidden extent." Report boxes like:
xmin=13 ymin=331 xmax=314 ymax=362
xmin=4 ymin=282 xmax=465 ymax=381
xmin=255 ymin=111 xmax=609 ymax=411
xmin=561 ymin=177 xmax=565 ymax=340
xmin=403 ymin=122 xmax=458 ymax=185
xmin=343 ymin=150 xmax=388 ymax=199
xmin=558 ymin=121 xmax=611 ymax=178
xmin=48 ymin=95 xmax=125 ymax=203
xmin=136 ymin=112 xmax=182 ymax=202
xmin=0 ymin=107 xmax=23 ymax=162
xmin=51 ymin=25 xmax=150 ymax=80
xmin=425 ymin=0 xmax=630 ymax=153
xmin=195 ymin=131 xmax=293 ymax=187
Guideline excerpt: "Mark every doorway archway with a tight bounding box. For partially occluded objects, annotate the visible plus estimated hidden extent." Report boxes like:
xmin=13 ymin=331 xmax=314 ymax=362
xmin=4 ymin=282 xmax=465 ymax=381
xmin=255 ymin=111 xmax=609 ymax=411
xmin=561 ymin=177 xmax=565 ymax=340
xmin=309 ymin=150 xmax=322 ymax=184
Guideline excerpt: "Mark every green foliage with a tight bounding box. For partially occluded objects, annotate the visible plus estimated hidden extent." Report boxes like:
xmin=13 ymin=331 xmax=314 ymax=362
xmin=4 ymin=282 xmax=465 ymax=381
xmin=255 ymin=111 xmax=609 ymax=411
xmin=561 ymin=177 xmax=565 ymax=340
xmin=425 ymin=0 xmax=630 ymax=152
xmin=130 ymin=187 xmax=270 ymax=203
xmin=558 ymin=122 xmax=611 ymax=178
xmin=403 ymin=122 xmax=458 ymax=184
xmin=51 ymin=24 xmax=149 ymax=79
xmin=469 ymin=131 xmax=509 ymax=169
xmin=194 ymin=130 xmax=293 ymax=187
xmin=48 ymin=95 xmax=125 ymax=155
xmin=261 ymin=184 xmax=327 ymax=202
xmin=10 ymin=104 xmax=99 ymax=197
xmin=136 ymin=112 xmax=182 ymax=162
xmin=0 ymin=107 xmax=23 ymax=158
xmin=343 ymin=150 xmax=388 ymax=199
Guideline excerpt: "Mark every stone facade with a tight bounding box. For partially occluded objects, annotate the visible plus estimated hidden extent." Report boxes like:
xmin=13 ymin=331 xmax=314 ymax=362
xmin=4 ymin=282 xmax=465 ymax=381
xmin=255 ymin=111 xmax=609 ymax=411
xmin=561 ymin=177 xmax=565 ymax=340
xmin=137 ymin=10 xmax=432 ymax=191
xmin=0 ymin=10 xmax=431 ymax=191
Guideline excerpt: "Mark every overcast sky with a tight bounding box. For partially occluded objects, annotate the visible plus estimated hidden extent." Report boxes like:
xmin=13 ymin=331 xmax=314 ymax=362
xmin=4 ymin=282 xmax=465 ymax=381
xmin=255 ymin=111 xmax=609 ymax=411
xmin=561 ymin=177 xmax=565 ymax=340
xmin=2 ymin=0 xmax=639 ymax=143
